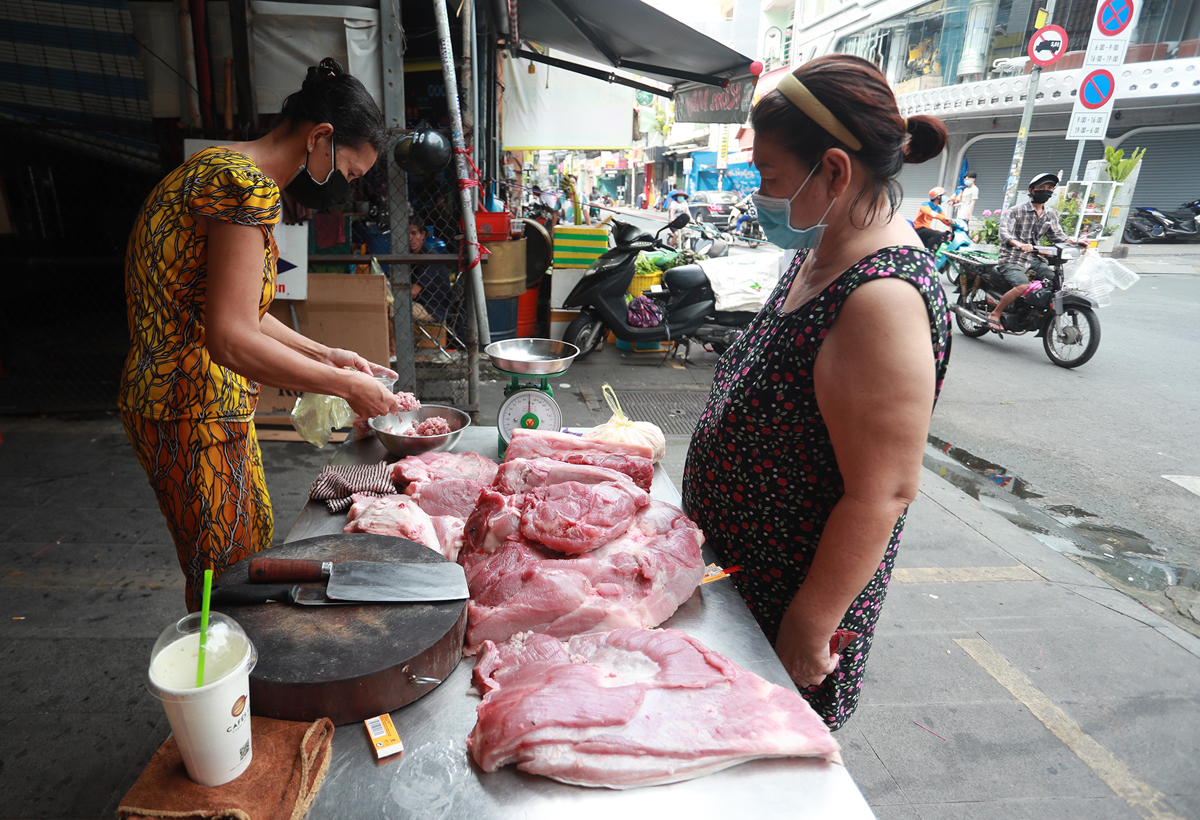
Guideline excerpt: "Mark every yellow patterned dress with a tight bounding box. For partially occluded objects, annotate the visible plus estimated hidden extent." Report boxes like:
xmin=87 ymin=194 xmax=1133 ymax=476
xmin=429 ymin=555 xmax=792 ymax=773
xmin=119 ymin=146 xmax=281 ymax=611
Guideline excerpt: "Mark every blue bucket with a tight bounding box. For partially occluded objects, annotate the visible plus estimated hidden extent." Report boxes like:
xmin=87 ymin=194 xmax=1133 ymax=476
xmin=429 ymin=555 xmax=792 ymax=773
xmin=486 ymin=297 xmax=519 ymax=343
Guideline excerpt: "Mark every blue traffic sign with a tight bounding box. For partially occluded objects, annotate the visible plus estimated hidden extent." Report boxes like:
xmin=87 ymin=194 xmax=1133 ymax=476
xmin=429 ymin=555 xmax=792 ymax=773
xmin=1096 ymin=0 xmax=1134 ymax=36
xmin=1080 ymin=69 xmax=1116 ymax=109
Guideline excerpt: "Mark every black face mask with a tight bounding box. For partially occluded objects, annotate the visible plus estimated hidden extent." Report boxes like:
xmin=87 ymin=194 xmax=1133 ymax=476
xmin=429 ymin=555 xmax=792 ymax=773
xmin=286 ymin=138 xmax=351 ymax=210
xmin=1030 ymin=189 xmax=1054 ymax=204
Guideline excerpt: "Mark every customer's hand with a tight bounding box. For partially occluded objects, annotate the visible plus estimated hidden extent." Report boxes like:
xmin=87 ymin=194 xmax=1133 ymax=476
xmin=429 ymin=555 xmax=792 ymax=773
xmin=775 ymin=612 xmax=839 ymax=689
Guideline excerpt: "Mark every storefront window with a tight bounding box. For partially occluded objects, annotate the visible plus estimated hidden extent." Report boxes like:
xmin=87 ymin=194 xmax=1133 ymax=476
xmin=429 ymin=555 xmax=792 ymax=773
xmin=834 ymin=0 xmax=1197 ymax=95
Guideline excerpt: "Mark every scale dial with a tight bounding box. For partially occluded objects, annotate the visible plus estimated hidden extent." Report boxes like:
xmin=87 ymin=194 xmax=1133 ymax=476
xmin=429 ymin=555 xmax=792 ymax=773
xmin=497 ymin=389 xmax=563 ymax=444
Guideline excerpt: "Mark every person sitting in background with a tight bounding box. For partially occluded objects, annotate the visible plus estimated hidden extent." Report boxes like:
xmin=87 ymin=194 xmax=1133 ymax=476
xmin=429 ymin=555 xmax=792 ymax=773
xmin=990 ymin=172 xmax=1089 ymax=331
xmin=407 ymin=222 xmax=452 ymax=324
xmin=913 ymin=186 xmax=956 ymax=249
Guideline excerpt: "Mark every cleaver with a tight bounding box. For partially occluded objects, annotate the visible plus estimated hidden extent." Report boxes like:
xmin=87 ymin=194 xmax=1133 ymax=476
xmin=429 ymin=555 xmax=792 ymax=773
xmin=210 ymin=584 xmax=352 ymax=607
xmin=247 ymin=556 xmax=469 ymax=603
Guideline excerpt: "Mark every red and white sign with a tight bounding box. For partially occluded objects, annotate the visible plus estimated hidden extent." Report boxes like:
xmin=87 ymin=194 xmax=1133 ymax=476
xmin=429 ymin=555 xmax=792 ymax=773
xmin=1085 ymin=0 xmax=1140 ymax=67
xmin=1068 ymin=69 xmax=1118 ymax=139
xmin=1028 ymin=25 xmax=1069 ymax=67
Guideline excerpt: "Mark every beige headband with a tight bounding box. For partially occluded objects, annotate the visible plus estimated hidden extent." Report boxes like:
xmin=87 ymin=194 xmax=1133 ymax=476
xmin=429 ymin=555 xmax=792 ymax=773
xmin=776 ymin=73 xmax=863 ymax=152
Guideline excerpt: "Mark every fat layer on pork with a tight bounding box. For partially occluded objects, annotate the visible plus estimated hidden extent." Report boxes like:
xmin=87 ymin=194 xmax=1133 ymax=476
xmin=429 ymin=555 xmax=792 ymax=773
xmin=468 ymin=628 xmax=840 ymax=788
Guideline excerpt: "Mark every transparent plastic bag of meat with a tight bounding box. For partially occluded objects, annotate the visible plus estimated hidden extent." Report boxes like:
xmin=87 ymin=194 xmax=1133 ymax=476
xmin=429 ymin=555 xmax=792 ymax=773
xmin=582 ymin=384 xmax=666 ymax=463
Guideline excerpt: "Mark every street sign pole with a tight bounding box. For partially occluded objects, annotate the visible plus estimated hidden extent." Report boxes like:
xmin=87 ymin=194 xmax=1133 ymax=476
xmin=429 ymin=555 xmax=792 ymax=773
xmin=1001 ymin=0 xmax=1059 ymax=213
xmin=1070 ymin=138 xmax=1087 ymax=181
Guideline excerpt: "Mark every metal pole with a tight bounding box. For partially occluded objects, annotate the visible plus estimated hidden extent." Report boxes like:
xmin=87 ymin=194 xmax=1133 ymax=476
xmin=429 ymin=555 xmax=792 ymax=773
xmin=432 ymin=0 xmax=492 ymax=346
xmin=1000 ymin=0 xmax=1058 ymax=212
xmin=381 ymin=0 xmax=415 ymax=392
xmin=1069 ymin=138 xmax=1087 ymax=182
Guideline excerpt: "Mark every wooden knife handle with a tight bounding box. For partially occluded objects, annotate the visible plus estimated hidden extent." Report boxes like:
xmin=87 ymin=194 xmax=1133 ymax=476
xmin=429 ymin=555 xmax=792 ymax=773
xmin=248 ymin=557 xmax=328 ymax=583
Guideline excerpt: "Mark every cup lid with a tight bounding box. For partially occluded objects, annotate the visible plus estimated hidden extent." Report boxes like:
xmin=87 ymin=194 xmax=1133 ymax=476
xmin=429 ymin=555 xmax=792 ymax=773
xmin=148 ymin=611 xmax=256 ymax=698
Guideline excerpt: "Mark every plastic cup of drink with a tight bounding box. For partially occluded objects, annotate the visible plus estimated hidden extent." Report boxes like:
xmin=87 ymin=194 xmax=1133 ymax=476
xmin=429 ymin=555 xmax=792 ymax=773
xmin=146 ymin=611 xmax=258 ymax=787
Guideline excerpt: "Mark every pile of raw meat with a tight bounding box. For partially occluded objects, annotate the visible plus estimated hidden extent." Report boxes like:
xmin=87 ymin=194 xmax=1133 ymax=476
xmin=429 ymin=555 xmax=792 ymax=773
xmin=470 ymin=628 xmax=841 ymax=788
xmin=338 ymin=428 xmax=837 ymax=788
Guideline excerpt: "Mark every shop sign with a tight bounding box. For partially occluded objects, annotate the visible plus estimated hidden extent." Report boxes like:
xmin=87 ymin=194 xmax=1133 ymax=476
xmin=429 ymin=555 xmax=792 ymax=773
xmin=274 ymin=224 xmax=308 ymax=301
xmin=674 ymin=77 xmax=756 ymax=124
xmin=1085 ymin=0 xmax=1139 ymax=67
xmin=716 ymin=125 xmax=731 ymax=169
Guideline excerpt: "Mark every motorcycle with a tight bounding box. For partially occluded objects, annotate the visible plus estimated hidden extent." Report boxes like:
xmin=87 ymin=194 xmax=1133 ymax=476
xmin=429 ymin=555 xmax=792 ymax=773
xmin=1122 ymin=199 xmax=1200 ymax=244
xmin=562 ymin=214 xmax=756 ymax=359
xmin=726 ymin=206 xmax=764 ymax=241
xmin=946 ymin=242 xmax=1103 ymax=368
xmin=931 ymin=218 xmax=974 ymax=280
xmin=682 ymin=219 xmax=731 ymax=258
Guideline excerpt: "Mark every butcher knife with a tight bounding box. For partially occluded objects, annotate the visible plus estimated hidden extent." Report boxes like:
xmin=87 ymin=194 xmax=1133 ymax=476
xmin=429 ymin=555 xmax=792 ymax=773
xmin=210 ymin=584 xmax=352 ymax=607
xmin=247 ymin=556 xmax=469 ymax=603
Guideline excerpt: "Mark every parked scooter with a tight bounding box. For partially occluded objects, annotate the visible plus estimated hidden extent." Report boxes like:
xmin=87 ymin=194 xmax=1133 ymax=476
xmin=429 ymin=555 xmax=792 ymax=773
xmin=946 ymin=243 xmax=1102 ymax=368
xmin=931 ymin=218 xmax=973 ymax=281
xmin=682 ymin=220 xmax=731 ymax=258
xmin=562 ymin=214 xmax=756 ymax=359
xmin=1122 ymin=198 xmax=1200 ymax=243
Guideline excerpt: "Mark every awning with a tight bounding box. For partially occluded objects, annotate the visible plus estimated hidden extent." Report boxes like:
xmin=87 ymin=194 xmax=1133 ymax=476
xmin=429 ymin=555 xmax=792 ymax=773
xmin=509 ymin=0 xmax=753 ymax=91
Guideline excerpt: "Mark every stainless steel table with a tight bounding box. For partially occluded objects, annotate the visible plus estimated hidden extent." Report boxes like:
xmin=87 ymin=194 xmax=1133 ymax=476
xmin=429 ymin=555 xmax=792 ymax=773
xmin=286 ymin=427 xmax=876 ymax=820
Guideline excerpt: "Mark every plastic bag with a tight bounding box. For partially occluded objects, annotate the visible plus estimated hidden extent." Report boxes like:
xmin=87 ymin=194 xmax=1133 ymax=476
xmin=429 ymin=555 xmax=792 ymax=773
xmin=290 ymin=392 xmax=355 ymax=448
xmin=582 ymin=383 xmax=667 ymax=463
xmin=1063 ymin=251 xmax=1139 ymax=304
xmin=627 ymin=294 xmax=663 ymax=327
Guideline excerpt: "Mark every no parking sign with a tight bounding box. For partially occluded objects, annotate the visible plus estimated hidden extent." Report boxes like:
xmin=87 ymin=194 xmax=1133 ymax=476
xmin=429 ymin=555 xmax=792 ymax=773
xmin=1067 ymin=0 xmax=1139 ymax=140
xmin=1085 ymin=0 xmax=1140 ymax=67
xmin=1068 ymin=69 xmax=1117 ymax=139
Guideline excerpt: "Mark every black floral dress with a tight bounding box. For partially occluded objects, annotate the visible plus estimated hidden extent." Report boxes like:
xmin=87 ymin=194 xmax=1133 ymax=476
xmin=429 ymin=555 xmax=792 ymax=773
xmin=682 ymin=245 xmax=951 ymax=730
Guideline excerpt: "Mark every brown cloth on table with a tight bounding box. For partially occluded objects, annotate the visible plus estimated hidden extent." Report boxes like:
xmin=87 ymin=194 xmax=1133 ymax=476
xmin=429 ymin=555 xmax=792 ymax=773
xmin=116 ymin=717 xmax=334 ymax=820
xmin=309 ymin=461 xmax=397 ymax=513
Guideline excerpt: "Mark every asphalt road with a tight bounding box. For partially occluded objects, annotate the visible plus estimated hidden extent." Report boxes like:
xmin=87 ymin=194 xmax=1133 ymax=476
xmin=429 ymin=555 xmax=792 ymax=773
xmin=928 ymin=272 xmax=1200 ymax=603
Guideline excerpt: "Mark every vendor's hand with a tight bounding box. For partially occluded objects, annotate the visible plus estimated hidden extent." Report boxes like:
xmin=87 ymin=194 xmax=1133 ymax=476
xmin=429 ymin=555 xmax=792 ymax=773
xmin=323 ymin=348 xmax=397 ymax=381
xmin=775 ymin=611 xmax=839 ymax=690
xmin=344 ymin=371 xmax=400 ymax=420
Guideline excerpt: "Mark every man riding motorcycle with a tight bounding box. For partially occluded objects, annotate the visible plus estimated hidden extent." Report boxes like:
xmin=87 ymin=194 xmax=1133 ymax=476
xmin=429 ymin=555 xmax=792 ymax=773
xmin=913 ymin=186 xmax=957 ymax=250
xmin=732 ymin=188 xmax=757 ymax=234
xmin=989 ymin=172 xmax=1089 ymax=331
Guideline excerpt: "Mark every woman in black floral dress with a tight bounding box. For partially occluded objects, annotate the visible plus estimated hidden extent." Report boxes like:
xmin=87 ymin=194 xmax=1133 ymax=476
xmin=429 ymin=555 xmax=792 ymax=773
xmin=682 ymin=54 xmax=952 ymax=730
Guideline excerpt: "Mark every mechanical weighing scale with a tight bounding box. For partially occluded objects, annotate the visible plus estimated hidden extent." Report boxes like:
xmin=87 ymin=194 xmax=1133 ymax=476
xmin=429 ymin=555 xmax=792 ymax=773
xmin=484 ymin=339 xmax=580 ymax=457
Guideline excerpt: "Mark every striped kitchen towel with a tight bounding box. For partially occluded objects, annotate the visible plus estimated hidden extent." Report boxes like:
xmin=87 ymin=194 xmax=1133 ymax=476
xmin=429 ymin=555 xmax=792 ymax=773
xmin=310 ymin=462 xmax=397 ymax=513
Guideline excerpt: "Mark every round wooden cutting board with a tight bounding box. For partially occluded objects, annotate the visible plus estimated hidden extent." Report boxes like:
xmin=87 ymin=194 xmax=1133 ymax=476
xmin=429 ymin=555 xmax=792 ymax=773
xmin=213 ymin=533 xmax=467 ymax=725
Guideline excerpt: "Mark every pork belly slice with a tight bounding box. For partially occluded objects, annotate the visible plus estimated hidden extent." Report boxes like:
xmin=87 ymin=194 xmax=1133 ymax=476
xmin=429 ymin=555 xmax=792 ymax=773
xmin=390 ymin=450 xmax=499 ymax=493
xmin=555 ymin=451 xmax=654 ymax=492
xmin=343 ymin=493 xmax=447 ymax=559
xmin=468 ymin=627 xmax=840 ymax=788
xmin=504 ymin=429 xmax=654 ymax=463
xmin=461 ymin=499 xmax=705 ymax=649
xmin=411 ymin=478 xmax=487 ymax=519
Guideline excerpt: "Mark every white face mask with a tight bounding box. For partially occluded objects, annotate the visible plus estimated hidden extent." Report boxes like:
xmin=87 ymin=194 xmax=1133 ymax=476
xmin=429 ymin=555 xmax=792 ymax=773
xmin=751 ymin=163 xmax=836 ymax=251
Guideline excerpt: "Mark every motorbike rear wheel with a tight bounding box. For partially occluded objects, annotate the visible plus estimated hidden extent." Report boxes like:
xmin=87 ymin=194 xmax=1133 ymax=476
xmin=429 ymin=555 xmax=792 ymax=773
xmin=1043 ymin=306 xmax=1100 ymax=368
xmin=954 ymin=290 xmax=990 ymax=338
xmin=563 ymin=314 xmax=607 ymax=361
xmin=1122 ymin=221 xmax=1152 ymax=244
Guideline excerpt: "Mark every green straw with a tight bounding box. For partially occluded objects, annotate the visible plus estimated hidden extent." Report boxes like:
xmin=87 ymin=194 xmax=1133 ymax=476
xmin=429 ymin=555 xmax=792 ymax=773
xmin=196 ymin=569 xmax=214 ymax=687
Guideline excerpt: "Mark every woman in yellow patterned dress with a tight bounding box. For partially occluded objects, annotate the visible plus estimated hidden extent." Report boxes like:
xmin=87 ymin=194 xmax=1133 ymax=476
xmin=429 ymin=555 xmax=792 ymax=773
xmin=120 ymin=58 xmax=400 ymax=611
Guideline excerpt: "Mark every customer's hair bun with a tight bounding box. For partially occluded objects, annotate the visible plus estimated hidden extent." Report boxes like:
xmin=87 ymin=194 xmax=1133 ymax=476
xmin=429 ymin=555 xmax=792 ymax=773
xmin=304 ymin=57 xmax=345 ymax=89
xmin=903 ymin=115 xmax=948 ymax=164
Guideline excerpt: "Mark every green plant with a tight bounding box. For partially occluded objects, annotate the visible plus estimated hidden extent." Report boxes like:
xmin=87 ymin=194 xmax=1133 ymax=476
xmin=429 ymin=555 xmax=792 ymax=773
xmin=972 ymin=210 xmax=1001 ymax=244
xmin=1054 ymin=191 xmax=1082 ymax=236
xmin=1103 ymin=224 xmax=1119 ymax=236
xmin=1105 ymin=145 xmax=1146 ymax=182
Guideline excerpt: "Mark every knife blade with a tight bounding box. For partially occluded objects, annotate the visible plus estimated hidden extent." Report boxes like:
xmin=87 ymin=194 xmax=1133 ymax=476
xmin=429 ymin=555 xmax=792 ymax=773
xmin=248 ymin=556 xmax=469 ymax=603
xmin=210 ymin=584 xmax=354 ymax=607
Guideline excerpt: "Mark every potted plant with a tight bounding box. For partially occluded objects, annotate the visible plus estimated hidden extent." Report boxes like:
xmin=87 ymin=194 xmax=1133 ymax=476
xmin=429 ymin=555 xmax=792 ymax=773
xmin=972 ymin=210 xmax=1001 ymax=249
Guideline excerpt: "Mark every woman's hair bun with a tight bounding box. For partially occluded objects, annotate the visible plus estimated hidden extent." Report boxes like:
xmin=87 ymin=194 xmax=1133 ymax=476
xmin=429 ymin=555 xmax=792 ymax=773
xmin=303 ymin=57 xmax=345 ymax=89
xmin=903 ymin=114 xmax=948 ymax=164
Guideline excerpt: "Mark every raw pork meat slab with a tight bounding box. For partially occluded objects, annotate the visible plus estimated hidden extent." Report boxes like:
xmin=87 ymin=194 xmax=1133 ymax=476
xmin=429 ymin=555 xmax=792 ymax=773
xmin=502 ymin=431 xmax=655 ymax=490
xmin=461 ymin=492 xmax=704 ymax=648
xmin=391 ymin=451 xmax=498 ymax=493
xmin=343 ymin=493 xmax=457 ymax=560
xmin=468 ymin=628 xmax=840 ymax=788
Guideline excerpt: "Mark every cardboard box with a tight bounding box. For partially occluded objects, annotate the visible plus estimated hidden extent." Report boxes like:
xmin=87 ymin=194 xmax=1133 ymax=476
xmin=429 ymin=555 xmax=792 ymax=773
xmin=258 ymin=273 xmax=390 ymax=414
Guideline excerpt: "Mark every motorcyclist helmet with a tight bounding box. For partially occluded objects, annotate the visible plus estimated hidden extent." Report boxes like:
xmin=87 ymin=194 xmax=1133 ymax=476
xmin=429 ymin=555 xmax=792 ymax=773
xmin=393 ymin=126 xmax=452 ymax=173
xmin=928 ymin=186 xmax=946 ymax=200
xmin=1027 ymin=172 xmax=1059 ymax=190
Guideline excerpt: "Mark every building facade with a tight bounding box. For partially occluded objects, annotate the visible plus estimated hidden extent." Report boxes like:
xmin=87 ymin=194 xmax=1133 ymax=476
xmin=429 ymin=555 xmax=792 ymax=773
xmin=781 ymin=0 xmax=1200 ymax=215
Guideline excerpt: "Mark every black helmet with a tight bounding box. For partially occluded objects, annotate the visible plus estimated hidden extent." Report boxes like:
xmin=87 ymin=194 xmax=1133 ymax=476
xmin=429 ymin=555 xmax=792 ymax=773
xmin=394 ymin=127 xmax=452 ymax=174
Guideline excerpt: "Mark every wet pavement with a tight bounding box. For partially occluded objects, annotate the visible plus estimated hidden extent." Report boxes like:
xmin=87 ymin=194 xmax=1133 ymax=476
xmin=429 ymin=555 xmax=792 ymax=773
xmin=2 ymin=341 xmax=1199 ymax=819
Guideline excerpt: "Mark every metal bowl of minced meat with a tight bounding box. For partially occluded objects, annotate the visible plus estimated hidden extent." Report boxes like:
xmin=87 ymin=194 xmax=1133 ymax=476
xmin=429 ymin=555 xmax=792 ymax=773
xmin=370 ymin=405 xmax=471 ymax=457
xmin=485 ymin=338 xmax=579 ymax=375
